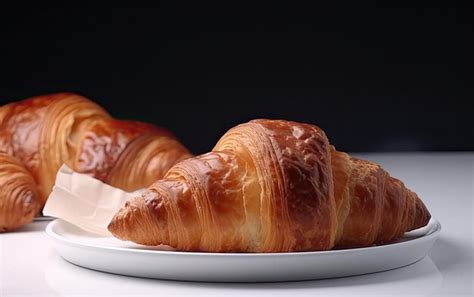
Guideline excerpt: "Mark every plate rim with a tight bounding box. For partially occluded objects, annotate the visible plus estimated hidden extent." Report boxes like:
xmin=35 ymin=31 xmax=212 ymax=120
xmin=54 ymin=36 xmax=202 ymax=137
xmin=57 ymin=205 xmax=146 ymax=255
xmin=46 ymin=218 xmax=441 ymax=257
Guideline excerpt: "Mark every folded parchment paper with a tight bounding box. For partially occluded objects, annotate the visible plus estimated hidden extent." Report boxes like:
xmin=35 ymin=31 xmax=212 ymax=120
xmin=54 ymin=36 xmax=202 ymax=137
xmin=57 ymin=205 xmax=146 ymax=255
xmin=43 ymin=165 xmax=143 ymax=236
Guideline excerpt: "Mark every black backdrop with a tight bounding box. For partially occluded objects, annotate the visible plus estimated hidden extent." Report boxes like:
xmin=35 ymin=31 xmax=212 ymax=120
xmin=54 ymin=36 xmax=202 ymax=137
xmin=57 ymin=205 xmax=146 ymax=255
xmin=1 ymin=3 xmax=472 ymax=154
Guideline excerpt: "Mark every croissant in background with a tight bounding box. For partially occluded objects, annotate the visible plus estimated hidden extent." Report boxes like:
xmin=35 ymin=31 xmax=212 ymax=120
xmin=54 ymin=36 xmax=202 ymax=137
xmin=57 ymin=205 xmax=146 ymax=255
xmin=0 ymin=153 xmax=40 ymax=232
xmin=109 ymin=119 xmax=431 ymax=252
xmin=0 ymin=93 xmax=191 ymax=232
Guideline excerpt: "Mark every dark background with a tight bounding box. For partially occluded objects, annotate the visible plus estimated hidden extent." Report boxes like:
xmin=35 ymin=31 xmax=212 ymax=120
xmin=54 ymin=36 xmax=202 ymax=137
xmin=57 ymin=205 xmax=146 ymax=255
xmin=1 ymin=3 xmax=472 ymax=154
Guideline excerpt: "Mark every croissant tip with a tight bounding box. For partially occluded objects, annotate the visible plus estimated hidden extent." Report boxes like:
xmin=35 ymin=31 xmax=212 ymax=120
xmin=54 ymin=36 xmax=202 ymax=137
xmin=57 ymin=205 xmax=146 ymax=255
xmin=107 ymin=197 xmax=146 ymax=242
xmin=107 ymin=216 xmax=118 ymax=234
xmin=410 ymin=194 xmax=432 ymax=230
xmin=107 ymin=208 xmax=126 ymax=238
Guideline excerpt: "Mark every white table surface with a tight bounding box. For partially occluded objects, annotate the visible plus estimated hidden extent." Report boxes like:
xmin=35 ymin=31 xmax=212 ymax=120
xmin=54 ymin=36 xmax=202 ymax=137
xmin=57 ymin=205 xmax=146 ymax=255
xmin=1 ymin=153 xmax=473 ymax=297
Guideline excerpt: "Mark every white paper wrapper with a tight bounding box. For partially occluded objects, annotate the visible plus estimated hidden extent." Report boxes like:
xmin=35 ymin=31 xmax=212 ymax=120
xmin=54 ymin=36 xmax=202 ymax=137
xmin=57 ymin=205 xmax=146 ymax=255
xmin=43 ymin=165 xmax=144 ymax=236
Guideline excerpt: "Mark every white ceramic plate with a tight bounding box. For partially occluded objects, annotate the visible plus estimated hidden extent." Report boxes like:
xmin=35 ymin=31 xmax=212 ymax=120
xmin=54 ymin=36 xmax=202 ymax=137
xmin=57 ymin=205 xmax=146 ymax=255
xmin=34 ymin=215 xmax=54 ymax=222
xmin=46 ymin=218 xmax=441 ymax=282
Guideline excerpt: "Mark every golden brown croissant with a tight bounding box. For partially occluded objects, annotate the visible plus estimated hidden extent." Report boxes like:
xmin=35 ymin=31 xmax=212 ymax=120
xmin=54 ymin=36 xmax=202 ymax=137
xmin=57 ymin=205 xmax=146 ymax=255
xmin=0 ymin=93 xmax=191 ymax=232
xmin=108 ymin=119 xmax=431 ymax=252
xmin=0 ymin=152 xmax=40 ymax=232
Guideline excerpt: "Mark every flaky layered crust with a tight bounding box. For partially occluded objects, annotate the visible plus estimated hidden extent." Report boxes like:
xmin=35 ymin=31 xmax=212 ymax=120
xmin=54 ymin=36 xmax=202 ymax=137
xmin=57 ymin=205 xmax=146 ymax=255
xmin=0 ymin=93 xmax=191 ymax=231
xmin=0 ymin=153 xmax=40 ymax=232
xmin=109 ymin=119 xmax=431 ymax=252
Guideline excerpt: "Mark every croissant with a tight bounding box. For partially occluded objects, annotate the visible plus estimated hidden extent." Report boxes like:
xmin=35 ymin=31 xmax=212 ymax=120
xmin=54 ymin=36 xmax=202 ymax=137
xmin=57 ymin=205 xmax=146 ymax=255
xmin=108 ymin=119 xmax=431 ymax=252
xmin=0 ymin=153 xmax=40 ymax=231
xmin=0 ymin=93 xmax=191 ymax=232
